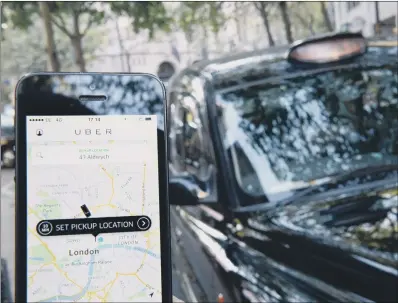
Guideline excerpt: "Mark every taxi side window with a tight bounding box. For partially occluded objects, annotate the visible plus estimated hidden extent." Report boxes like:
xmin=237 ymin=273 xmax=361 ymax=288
xmin=168 ymin=75 xmax=215 ymax=185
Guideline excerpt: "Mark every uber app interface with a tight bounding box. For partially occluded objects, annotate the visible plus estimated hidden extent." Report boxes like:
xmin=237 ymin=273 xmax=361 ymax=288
xmin=26 ymin=115 xmax=161 ymax=302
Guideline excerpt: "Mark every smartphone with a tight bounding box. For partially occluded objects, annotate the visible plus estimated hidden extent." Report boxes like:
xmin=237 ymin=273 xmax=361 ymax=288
xmin=15 ymin=73 xmax=171 ymax=302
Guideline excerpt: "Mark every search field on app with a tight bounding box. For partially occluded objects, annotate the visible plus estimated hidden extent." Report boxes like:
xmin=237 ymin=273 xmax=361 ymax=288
xmin=31 ymin=144 xmax=150 ymax=165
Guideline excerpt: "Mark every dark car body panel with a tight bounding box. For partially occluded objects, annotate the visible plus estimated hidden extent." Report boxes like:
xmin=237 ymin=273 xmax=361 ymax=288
xmin=174 ymin=186 xmax=398 ymax=302
xmin=167 ymin=36 xmax=398 ymax=302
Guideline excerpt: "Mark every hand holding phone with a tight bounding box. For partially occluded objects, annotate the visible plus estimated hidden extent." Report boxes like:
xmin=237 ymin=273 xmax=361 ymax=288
xmin=15 ymin=73 xmax=171 ymax=302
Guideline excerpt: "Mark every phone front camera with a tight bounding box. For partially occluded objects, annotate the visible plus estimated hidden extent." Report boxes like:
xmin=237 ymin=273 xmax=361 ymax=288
xmin=89 ymin=84 xmax=96 ymax=91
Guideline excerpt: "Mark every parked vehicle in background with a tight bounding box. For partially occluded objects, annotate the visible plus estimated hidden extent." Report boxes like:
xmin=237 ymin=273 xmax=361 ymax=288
xmin=167 ymin=33 xmax=398 ymax=302
xmin=1 ymin=115 xmax=15 ymax=168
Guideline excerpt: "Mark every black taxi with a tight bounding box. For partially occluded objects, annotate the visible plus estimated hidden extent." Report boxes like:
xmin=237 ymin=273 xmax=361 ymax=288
xmin=167 ymin=32 xmax=398 ymax=302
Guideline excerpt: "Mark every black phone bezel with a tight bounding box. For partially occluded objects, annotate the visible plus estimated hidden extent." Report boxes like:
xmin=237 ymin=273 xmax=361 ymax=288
xmin=14 ymin=72 xmax=172 ymax=302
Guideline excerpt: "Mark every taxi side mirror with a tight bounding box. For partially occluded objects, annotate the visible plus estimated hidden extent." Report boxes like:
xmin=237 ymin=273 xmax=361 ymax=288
xmin=169 ymin=177 xmax=199 ymax=206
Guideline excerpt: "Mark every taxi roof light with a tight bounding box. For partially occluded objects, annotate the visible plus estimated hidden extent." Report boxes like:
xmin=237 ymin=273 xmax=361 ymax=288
xmin=287 ymin=32 xmax=367 ymax=64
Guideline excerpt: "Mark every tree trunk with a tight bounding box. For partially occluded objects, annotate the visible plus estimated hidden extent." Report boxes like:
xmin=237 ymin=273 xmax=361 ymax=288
xmin=71 ymin=10 xmax=86 ymax=72
xmin=320 ymin=2 xmax=333 ymax=32
xmin=39 ymin=2 xmax=61 ymax=72
xmin=114 ymin=18 xmax=126 ymax=72
xmin=71 ymin=36 xmax=86 ymax=72
xmin=308 ymin=15 xmax=315 ymax=36
xmin=279 ymin=2 xmax=293 ymax=44
xmin=257 ymin=3 xmax=275 ymax=46
xmin=201 ymin=25 xmax=209 ymax=59
xmin=234 ymin=2 xmax=242 ymax=43
xmin=294 ymin=10 xmax=316 ymax=36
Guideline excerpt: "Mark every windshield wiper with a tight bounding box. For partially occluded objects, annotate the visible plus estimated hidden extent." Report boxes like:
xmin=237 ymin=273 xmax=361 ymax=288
xmin=279 ymin=164 xmax=398 ymax=205
xmin=235 ymin=164 xmax=398 ymax=214
xmin=325 ymin=163 xmax=398 ymax=184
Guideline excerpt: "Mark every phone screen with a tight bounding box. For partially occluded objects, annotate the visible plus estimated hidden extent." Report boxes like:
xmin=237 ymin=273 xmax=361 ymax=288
xmin=25 ymin=114 xmax=162 ymax=302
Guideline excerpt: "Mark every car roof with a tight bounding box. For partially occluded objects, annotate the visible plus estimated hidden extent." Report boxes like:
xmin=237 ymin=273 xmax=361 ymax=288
xmin=190 ymin=44 xmax=290 ymax=72
xmin=189 ymin=44 xmax=290 ymax=88
xmin=182 ymin=35 xmax=397 ymax=91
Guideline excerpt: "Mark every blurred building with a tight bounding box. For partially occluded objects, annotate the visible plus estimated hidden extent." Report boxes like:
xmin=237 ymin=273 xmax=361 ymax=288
xmin=88 ymin=2 xmax=291 ymax=80
xmin=334 ymin=1 xmax=398 ymax=37
xmin=186 ymin=2 xmax=287 ymax=62
xmin=87 ymin=15 xmax=185 ymax=76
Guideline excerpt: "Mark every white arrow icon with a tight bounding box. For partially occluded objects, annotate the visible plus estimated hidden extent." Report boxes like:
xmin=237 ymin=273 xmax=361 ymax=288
xmin=137 ymin=217 xmax=150 ymax=231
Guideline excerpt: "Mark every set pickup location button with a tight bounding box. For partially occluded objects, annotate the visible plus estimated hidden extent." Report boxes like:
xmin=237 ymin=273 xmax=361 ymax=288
xmin=36 ymin=215 xmax=152 ymax=238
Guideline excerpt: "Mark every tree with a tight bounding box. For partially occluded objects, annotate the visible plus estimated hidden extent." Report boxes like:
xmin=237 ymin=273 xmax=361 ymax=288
xmin=1 ymin=2 xmax=37 ymax=29
xmin=253 ymin=2 xmax=275 ymax=47
xmin=290 ymin=2 xmax=333 ymax=39
xmin=39 ymin=2 xmax=60 ymax=71
xmin=232 ymin=2 xmax=245 ymax=43
xmin=110 ymin=2 xmax=173 ymax=39
xmin=49 ymin=2 xmax=105 ymax=72
xmin=176 ymin=2 xmax=226 ymax=36
xmin=1 ymin=12 xmax=101 ymax=79
xmin=320 ymin=2 xmax=333 ymax=32
xmin=2 ymin=1 xmax=108 ymax=72
xmin=278 ymin=2 xmax=293 ymax=44
xmin=1 ymin=18 xmax=47 ymax=78
xmin=110 ymin=2 xmax=226 ymax=61
xmin=175 ymin=2 xmax=226 ymax=59
xmin=291 ymin=2 xmax=317 ymax=36
xmin=1 ymin=1 xmax=61 ymax=71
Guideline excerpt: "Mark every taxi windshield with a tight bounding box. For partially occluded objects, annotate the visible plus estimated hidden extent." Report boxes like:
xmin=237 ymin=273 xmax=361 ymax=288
xmin=218 ymin=64 xmax=398 ymax=197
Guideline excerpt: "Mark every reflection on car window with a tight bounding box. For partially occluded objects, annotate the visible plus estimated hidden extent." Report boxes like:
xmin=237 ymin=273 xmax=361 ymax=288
xmin=169 ymin=80 xmax=215 ymax=185
xmin=218 ymin=66 xmax=398 ymax=196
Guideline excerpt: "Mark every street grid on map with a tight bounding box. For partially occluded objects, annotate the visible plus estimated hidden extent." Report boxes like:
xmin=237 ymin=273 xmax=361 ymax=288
xmin=27 ymin=160 xmax=162 ymax=302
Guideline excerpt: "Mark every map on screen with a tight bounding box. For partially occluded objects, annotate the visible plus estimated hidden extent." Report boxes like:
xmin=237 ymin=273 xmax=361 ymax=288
xmin=26 ymin=115 xmax=162 ymax=302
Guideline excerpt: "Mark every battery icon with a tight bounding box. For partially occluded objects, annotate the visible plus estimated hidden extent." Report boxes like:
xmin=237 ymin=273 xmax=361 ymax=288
xmin=145 ymin=117 xmax=151 ymax=121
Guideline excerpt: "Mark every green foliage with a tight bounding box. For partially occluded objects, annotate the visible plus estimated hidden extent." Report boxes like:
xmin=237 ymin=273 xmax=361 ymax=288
xmin=1 ymin=18 xmax=47 ymax=78
xmin=1 ymin=10 xmax=103 ymax=77
xmin=54 ymin=24 xmax=105 ymax=71
xmin=49 ymin=2 xmax=106 ymax=37
xmin=3 ymin=1 xmax=227 ymax=42
xmin=177 ymin=2 xmax=226 ymax=35
xmin=110 ymin=2 xmax=173 ymax=39
xmin=1 ymin=2 xmax=38 ymax=30
xmin=3 ymin=1 xmax=106 ymax=36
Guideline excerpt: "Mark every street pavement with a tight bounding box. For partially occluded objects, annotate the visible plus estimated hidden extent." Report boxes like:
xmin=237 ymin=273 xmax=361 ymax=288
xmin=0 ymin=168 xmax=189 ymax=302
